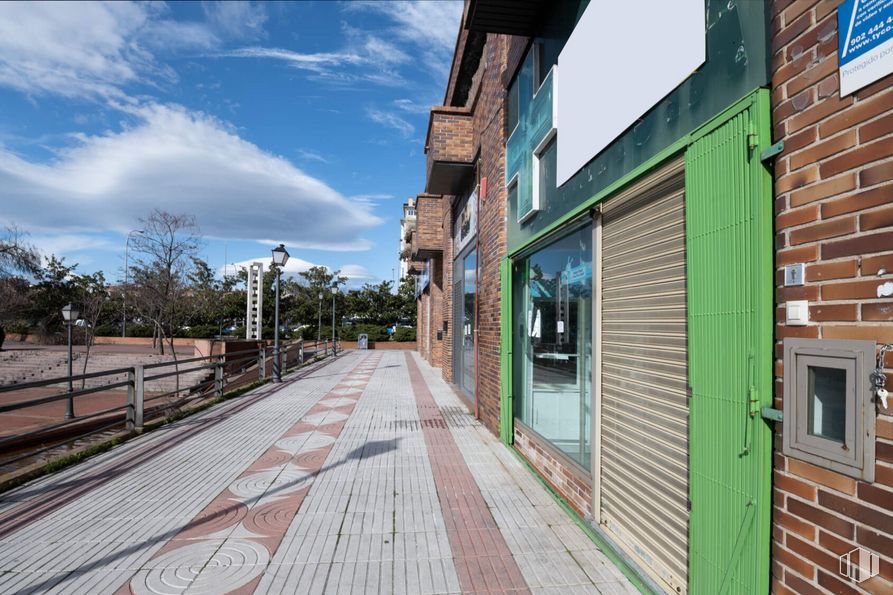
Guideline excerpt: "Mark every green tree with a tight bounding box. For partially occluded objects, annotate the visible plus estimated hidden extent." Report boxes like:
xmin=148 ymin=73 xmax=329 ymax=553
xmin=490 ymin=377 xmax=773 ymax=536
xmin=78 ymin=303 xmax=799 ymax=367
xmin=22 ymin=256 xmax=80 ymax=337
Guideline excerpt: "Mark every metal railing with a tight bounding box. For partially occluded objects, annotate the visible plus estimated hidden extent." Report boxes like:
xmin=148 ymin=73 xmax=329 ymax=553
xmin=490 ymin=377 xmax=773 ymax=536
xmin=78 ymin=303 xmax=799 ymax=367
xmin=0 ymin=339 xmax=338 ymax=469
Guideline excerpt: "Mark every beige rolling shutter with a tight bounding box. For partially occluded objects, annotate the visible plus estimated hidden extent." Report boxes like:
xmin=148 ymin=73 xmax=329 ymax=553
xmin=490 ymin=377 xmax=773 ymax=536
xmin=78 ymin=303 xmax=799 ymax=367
xmin=599 ymin=159 xmax=688 ymax=594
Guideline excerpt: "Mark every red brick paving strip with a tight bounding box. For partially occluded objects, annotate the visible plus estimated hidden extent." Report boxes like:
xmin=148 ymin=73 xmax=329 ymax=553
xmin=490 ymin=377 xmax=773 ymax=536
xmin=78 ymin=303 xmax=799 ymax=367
xmin=115 ymin=354 xmax=383 ymax=594
xmin=404 ymin=352 xmax=530 ymax=595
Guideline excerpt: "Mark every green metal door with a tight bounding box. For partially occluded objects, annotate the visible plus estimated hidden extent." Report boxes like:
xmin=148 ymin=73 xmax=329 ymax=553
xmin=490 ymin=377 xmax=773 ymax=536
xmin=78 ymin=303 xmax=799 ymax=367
xmin=685 ymin=90 xmax=773 ymax=593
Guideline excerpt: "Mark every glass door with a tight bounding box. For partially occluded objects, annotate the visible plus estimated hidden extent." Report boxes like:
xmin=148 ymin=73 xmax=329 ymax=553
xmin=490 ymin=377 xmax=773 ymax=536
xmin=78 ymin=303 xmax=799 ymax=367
xmin=462 ymin=249 xmax=477 ymax=401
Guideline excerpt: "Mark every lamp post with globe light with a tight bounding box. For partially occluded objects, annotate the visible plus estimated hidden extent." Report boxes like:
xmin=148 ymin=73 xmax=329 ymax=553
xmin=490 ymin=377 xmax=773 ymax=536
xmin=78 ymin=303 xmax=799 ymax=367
xmin=122 ymin=229 xmax=144 ymax=337
xmin=331 ymin=285 xmax=338 ymax=356
xmin=61 ymin=303 xmax=79 ymax=419
xmin=317 ymin=291 xmax=323 ymax=351
xmin=271 ymin=244 xmax=289 ymax=382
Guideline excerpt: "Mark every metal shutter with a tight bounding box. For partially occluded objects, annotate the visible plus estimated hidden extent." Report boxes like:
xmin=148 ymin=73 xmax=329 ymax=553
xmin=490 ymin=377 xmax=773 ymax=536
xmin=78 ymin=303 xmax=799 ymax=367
xmin=599 ymin=159 xmax=688 ymax=594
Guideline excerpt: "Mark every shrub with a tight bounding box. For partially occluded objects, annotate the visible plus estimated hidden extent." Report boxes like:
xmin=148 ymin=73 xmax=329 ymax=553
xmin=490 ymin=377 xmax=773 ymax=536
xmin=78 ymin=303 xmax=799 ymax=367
xmin=6 ymin=321 xmax=30 ymax=335
xmin=127 ymin=324 xmax=155 ymax=338
xmin=394 ymin=326 xmax=416 ymax=342
xmin=0 ymin=326 xmax=5 ymax=350
xmin=93 ymin=323 xmax=119 ymax=337
xmin=180 ymin=324 xmax=219 ymax=338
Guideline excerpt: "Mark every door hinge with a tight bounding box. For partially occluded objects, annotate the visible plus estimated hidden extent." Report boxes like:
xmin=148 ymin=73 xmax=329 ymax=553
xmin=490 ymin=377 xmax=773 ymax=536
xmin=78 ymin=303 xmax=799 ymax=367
xmin=761 ymin=406 xmax=783 ymax=422
xmin=747 ymin=122 xmax=759 ymax=153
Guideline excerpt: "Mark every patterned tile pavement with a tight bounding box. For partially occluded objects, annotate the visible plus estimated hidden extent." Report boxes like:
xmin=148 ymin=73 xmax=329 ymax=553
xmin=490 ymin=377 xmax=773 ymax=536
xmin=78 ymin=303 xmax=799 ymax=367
xmin=0 ymin=351 xmax=636 ymax=594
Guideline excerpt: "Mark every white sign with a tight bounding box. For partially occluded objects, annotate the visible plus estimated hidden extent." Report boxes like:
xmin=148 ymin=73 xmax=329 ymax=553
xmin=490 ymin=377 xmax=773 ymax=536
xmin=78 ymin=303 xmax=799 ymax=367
xmin=838 ymin=0 xmax=893 ymax=96
xmin=555 ymin=0 xmax=705 ymax=185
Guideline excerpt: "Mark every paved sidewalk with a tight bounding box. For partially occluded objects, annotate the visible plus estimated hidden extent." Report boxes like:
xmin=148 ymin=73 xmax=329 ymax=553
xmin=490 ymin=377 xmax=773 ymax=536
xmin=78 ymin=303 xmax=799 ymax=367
xmin=0 ymin=351 xmax=636 ymax=594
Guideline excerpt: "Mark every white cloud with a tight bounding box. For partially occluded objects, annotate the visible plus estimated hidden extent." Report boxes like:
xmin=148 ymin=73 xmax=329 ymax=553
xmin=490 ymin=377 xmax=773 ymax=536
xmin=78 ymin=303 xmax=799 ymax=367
xmin=223 ymin=35 xmax=407 ymax=87
xmin=227 ymin=255 xmax=316 ymax=277
xmin=0 ymin=102 xmax=382 ymax=251
xmin=225 ymin=259 xmax=376 ymax=286
xmin=0 ymin=2 xmax=157 ymax=99
xmin=202 ymin=2 xmax=268 ymax=41
xmin=394 ymin=98 xmax=432 ymax=114
xmin=296 ymin=149 xmax=331 ymax=164
xmin=346 ymin=1 xmax=463 ymax=80
xmin=366 ymin=108 xmax=414 ymax=138
xmin=0 ymin=2 xmax=270 ymax=102
xmin=27 ymin=233 xmax=117 ymax=263
xmin=339 ymin=264 xmax=377 ymax=283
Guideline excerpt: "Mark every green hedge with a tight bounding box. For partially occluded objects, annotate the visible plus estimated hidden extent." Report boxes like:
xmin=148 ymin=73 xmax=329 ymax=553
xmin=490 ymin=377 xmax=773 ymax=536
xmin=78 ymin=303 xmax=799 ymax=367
xmin=393 ymin=326 xmax=416 ymax=342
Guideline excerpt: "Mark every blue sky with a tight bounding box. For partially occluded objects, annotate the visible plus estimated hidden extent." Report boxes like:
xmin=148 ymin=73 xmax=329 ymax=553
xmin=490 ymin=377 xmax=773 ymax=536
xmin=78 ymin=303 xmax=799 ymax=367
xmin=0 ymin=1 xmax=463 ymax=287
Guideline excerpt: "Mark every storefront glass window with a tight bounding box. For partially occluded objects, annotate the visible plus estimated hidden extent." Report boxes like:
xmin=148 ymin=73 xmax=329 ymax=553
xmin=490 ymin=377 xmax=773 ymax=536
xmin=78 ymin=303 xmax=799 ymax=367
xmin=516 ymin=223 xmax=592 ymax=468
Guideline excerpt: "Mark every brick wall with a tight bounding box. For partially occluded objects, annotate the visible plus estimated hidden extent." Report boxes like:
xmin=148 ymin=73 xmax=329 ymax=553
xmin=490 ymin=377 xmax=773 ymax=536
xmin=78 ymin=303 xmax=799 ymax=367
xmin=418 ymin=15 xmax=512 ymax=437
xmin=474 ymin=34 xmax=510 ymax=435
xmin=514 ymin=426 xmax=593 ymax=518
xmin=414 ymin=194 xmax=444 ymax=255
xmin=771 ymin=1 xmax=893 ymax=593
xmin=425 ymin=108 xmax=474 ymax=165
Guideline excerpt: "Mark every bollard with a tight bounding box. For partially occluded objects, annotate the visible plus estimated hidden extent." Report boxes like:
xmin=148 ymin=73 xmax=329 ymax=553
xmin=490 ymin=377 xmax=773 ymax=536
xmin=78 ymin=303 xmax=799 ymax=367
xmin=259 ymin=347 xmax=266 ymax=380
xmin=127 ymin=365 xmax=145 ymax=432
xmin=299 ymin=340 xmax=304 ymax=365
xmin=214 ymin=356 xmax=225 ymax=397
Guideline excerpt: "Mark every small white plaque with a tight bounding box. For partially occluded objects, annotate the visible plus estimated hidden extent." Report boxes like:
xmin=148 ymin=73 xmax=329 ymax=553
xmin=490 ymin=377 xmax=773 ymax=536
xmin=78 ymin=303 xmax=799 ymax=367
xmin=786 ymin=300 xmax=809 ymax=326
xmin=784 ymin=263 xmax=805 ymax=286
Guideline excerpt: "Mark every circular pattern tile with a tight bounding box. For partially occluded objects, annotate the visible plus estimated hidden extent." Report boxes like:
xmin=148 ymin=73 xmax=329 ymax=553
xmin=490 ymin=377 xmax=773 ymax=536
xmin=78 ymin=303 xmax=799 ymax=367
xmin=301 ymin=410 xmax=348 ymax=426
xmin=179 ymin=500 xmax=248 ymax=539
xmin=228 ymin=465 xmax=312 ymax=500
xmin=132 ymin=539 xmax=270 ymax=595
xmin=242 ymin=501 xmax=298 ymax=537
xmin=274 ymin=433 xmax=335 ymax=454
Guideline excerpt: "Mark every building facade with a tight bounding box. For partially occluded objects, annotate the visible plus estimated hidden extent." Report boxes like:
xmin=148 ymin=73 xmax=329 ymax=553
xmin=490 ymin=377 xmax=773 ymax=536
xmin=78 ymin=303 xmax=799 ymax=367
xmin=398 ymin=197 xmax=416 ymax=281
xmin=411 ymin=13 xmax=513 ymax=436
xmin=414 ymin=1 xmax=893 ymax=593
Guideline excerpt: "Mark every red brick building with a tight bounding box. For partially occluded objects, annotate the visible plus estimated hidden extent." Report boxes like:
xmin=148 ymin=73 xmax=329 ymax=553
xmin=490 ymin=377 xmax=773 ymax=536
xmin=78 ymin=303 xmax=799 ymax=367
xmin=412 ymin=0 xmax=893 ymax=592
xmin=411 ymin=9 xmax=518 ymax=436
xmin=771 ymin=1 xmax=893 ymax=593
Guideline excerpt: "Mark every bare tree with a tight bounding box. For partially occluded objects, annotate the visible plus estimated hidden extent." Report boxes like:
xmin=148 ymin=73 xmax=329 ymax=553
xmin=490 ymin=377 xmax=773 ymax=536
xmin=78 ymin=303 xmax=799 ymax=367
xmin=0 ymin=224 xmax=40 ymax=279
xmin=72 ymin=271 xmax=109 ymax=388
xmin=0 ymin=225 xmax=41 ymax=350
xmin=128 ymin=210 xmax=202 ymax=397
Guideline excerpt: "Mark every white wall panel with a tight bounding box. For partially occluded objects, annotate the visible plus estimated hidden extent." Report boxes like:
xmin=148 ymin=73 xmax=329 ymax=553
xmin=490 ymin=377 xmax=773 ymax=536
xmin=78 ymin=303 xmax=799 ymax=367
xmin=556 ymin=0 xmax=705 ymax=185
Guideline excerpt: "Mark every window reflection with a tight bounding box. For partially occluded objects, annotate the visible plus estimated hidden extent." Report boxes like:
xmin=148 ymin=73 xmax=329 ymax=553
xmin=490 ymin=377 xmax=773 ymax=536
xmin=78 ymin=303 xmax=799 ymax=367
xmin=807 ymin=366 xmax=846 ymax=443
xmin=518 ymin=224 xmax=592 ymax=467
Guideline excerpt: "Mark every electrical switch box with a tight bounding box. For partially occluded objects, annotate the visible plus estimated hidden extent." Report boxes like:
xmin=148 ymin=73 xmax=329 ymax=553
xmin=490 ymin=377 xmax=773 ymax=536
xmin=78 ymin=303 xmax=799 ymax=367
xmin=786 ymin=300 xmax=809 ymax=326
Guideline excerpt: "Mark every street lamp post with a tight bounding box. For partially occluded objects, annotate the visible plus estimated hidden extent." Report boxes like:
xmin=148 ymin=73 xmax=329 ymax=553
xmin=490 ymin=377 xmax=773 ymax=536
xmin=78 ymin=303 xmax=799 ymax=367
xmin=331 ymin=285 xmax=338 ymax=356
xmin=271 ymin=244 xmax=289 ymax=383
xmin=122 ymin=229 xmax=144 ymax=337
xmin=61 ymin=303 xmax=79 ymax=419
xmin=317 ymin=291 xmax=323 ymax=350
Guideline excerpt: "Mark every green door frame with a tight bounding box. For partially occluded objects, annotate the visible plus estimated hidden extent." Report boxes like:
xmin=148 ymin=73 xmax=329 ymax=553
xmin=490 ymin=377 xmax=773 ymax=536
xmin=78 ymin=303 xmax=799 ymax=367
xmin=499 ymin=88 xmax=773 ymax=593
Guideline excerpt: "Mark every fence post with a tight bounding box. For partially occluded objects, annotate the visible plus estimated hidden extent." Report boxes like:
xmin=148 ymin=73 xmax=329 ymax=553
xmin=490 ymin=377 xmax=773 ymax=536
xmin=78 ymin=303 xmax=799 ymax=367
xmin=127 ymin=367 xmax=135 ymax=431
xmin=259 ymin=347 xmax=266 ymax=380
xmin=299 ymin=340 xmax=304 ymax=365
xmin=131 ymin=365 xmax=144 ymax=432
xmin=214 ymin=356 xmax=225 ymax=397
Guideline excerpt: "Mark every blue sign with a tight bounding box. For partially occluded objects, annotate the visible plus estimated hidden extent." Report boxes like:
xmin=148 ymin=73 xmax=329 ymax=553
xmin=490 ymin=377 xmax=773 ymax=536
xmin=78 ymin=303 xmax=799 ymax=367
xmin=838 ymin=0 xmax=893 ymax=95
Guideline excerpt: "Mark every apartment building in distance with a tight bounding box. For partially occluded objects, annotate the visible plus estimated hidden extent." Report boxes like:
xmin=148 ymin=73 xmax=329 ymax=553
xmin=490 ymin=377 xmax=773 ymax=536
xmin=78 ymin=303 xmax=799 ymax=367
xmin=398 ymin=196 xmax=416 ymax=281
xmin=412 ymin=1 xmax=893 ymax=593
